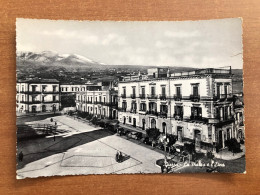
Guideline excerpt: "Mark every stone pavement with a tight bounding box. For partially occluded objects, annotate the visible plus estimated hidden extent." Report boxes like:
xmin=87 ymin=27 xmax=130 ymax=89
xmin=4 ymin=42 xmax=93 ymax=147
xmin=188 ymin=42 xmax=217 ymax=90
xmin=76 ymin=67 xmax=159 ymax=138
xmin=17 ymin=115 xmax=164 ymax=179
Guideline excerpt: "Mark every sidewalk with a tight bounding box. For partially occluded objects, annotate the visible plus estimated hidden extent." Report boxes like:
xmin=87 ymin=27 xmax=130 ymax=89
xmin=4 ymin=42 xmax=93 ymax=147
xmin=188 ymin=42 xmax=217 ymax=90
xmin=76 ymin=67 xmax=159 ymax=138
xmin=119 ymin=124 xmax=146 ymax=134
xmin=214 ymin=144 xmax=245 ymax=160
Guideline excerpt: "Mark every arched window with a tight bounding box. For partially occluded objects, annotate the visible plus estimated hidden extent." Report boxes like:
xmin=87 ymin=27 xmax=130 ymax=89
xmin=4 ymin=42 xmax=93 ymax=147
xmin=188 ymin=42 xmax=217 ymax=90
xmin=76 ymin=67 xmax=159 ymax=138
xmin=151 ymin=119 xmax=156 ymax=129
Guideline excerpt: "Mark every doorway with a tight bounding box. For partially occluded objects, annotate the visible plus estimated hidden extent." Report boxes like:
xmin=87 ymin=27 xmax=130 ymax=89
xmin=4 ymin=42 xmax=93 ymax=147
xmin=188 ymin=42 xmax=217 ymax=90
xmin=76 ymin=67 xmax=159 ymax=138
xmin=162 ymin=122 xmax=167 ymax=135
xmin=32 ymin=106 xmax=36 ymax=113
xmin=194 ymin=130 xmax=201 ymax=150
xmin=133 ymin=118 xmax=136 ymax=127
xmin=42 ymin=105 xmax=46 ymax=112
xmin=177 ymin=126 xmax=183 ymax=142
xmin=142 ymin=119 xmax=146 ymax=130
xmin=151 ymin=118 xmax=156 ymax=129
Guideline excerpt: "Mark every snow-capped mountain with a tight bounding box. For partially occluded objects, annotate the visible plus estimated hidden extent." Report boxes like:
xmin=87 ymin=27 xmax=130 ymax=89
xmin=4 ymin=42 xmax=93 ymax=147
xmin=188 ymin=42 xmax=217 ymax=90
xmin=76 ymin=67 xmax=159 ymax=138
xmin=16 ymin=51 xmax=103 ymax=68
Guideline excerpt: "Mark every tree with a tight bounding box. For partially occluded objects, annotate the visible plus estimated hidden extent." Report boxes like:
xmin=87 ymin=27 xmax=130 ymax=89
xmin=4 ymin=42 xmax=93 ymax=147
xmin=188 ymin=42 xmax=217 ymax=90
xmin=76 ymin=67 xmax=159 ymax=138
xmin=146 ymin=128 xmax=160 ymax=147
xmin=225 ymin=138 xmax=242 ymax=153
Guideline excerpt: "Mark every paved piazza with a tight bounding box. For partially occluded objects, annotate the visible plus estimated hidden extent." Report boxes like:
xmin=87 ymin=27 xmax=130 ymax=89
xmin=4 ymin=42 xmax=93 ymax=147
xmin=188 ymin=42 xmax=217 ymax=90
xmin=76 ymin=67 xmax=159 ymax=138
xmin=17 ymin=115 xmax=164 ymax=179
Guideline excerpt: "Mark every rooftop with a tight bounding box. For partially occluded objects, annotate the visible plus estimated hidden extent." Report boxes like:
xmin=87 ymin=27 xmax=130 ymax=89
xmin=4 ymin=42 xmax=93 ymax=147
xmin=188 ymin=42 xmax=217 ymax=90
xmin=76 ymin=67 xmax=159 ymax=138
xmin=17 ymin=78 xmax=60 ymax=84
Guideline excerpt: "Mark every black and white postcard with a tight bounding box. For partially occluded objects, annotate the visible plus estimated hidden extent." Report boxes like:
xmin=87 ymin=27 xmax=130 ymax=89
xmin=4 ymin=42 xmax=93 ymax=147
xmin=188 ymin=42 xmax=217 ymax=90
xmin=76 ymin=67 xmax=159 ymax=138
xmin=16 ymin=18 xmax=245 ymax=179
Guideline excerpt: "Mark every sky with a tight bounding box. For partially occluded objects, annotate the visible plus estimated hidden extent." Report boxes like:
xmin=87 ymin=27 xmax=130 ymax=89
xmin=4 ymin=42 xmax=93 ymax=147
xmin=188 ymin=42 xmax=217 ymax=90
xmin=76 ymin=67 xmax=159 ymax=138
xmin=16 ymin=18 xmax=243 ymax=69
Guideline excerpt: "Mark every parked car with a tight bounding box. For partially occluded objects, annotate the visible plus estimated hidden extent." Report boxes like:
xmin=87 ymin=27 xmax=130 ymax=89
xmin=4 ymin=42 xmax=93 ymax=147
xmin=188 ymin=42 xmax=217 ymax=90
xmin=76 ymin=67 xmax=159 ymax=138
xmin=142 ymin=137 xmax=153 ymax=145
xmin=127 ymin=131 xmax=143 ymax=140
xmin=117 ymin=128 xmax=129 ymax=136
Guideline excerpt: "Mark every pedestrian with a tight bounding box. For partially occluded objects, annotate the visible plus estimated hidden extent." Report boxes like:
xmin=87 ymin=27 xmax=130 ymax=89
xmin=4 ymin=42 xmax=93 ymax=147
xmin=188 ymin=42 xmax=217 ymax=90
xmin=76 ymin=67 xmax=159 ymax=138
xmin=50 ymin=118 xmax=53 ymax=122
xmin=18 ymin=151 xmax=23 ymax=162
xmin=115 ymin=151 xmax=119 ymax=162
xmin=119 ymin=152 xmax=123 ymax=162
xmin=53 ymin=134 xmax=56 ymax=141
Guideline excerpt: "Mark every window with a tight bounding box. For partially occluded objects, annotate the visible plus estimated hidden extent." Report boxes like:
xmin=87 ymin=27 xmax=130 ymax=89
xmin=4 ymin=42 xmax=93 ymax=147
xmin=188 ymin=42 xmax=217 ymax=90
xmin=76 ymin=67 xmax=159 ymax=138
xmin=32 ymin=85 xmax=37 ymax=92
xmin=123 ymin=87 xmax=126 ymax=95
xmin=216 ymin=84 xmax=221 ymax=98
xmin=151 ymin=86 xmax=155 ymax=95
xmin=141 ymin=87 xmax=145 ymax=95
xmin=140 ymin=103 xmax=146 ymax=111
xmin=174 ymin=106 xmax=183 ymax=118
xmin=21 ymin=85 xmax=24 ymax=92
xmin=161 ymin=86 xmax=166 ymax=96
xmin=129 ymin=116 xmax=132 ymax=123
xmin=192 ymin=85 xmax=199 ymax=96
xmin=53 ymin=96 xmax=56 ymax=101
xmin=132 ymin=87 xmax=136 ymax=95
xmin=53 ymin=85 xmax=57 ymax=92
xmin=176 ymin=86 xmax=181 ymax=96
xmin=99 ymin=96 xmax=101 ymax=103
xmin=42 ymin=85 xmax=46 ymax=92
xmin=103 ymin=97 xmax=106 ymax=103
xmin=191 ymin=107 xmax=202 ymax=119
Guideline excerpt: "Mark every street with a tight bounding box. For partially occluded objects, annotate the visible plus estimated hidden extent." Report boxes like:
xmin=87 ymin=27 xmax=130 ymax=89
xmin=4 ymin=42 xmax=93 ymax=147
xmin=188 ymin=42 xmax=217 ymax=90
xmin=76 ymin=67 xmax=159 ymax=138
xmin=17 ymin=115 xmax=164 ymax=179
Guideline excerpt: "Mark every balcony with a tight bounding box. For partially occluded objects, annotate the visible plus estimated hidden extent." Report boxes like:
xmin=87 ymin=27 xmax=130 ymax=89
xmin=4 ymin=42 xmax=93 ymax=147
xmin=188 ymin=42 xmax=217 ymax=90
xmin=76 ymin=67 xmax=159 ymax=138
xmin=190 ymin=94 xmax=200 ymax=102
xmin=147 ymin=94 xmax=158 ymax=99
xmin=190 ymin=115 xmax=203 ymax=120
xmin=146 ymin=110 xmax=158 ymax=116
xmin=213 ymin=94 xmax=233 ymax=101
xmin=42 ymin=91 xmax=59 ymax=94
xmin=20 ymin=100 xmax=41 ymax=104
xmin=139 ymin=94 xmax=146 ymax=99
xmin=121 ymin=94 xmax=126 ymax=98
xmin=159 ymin=94 xmax=167 ymax=100
xmin=159 ymin=112 xmax=168 ymax=118
xmin=118 ymin=107 xmax=127 ymax=112
xmin=173 ymin=114 xmax=183 ymax=120
xmin=130 ymin=109 xmax=137 ymax=114
xmin=130 ymin=94 xmax=136 ymax=99
xmin=86 ymin=101 xmax=93 ymax=104
xmin=173 ymin=95 xmax=182 ymax=101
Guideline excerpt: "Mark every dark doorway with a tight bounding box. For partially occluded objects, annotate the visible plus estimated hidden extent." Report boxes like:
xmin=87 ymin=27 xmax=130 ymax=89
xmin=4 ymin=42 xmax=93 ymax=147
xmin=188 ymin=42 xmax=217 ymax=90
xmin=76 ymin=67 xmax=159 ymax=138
xmin=194 ymin=130 xmax=201 ymax=150
xmin=32 ymin=106 xmax=36 ymax=113
xmin=177 ymin=126 xmax=183 ymax=142
xmin=42 ymin=105 xmax=46 ymax=112
xmin=162 ymin=122 xmax=167 ymax=134
xmin=151 ymin=118 xmax=156 ymax=129
xmin=142 ymin=119 xmax=146 ymax=130
xmin=123 ymin=117 xmax=126 ymax=124
xmin=133 ymin=118 xmax=136 ymax=127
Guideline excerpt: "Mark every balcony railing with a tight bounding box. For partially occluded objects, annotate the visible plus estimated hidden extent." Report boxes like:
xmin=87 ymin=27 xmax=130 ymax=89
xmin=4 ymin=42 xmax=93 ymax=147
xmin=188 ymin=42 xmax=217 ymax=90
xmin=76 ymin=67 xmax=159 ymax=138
xmin=159 ymin=94 xmax=167 ymax=100
xmin=130 ymin=109 xmax=137 ymax=114
xmin=173 ymin=95 xmax=182 ymax=101
xmin=86 ymin=101 xmax=93 ymax=104
xmin=173 ymin=114 xmax=183 ymax=120
xmin=118 ymin=107 xmax=127 ymax=112
xmin=213 ymin=94 xmax=232 ymax=100
xmin=159 ymin=112 xmax=168 ymax=118
xmin=42 ymin=91 xmax=59 ymax=94
xmin=190 ymin=94 xmax=200 ymax=102
xmin=20 ymin=100 xmax=59 ymax=104
xmin=190 ymin=115 xmax=203 ymax=120
xmin=121 ymin=94 xmax=126 ymax=98
xmin=146 ymin=110 xmax=158 ymax=116
xmin=139 ymin=94 xmax=146 ymax=99
xmin=147 ymin=94 xmax=158 ymax=99
xmin=130 ymin=94 xmax=136 ymax=99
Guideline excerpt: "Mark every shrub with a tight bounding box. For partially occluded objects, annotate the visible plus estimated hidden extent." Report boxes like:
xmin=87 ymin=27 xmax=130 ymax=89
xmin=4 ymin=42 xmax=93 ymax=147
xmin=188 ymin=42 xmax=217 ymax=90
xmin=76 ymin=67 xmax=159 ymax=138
xmin=225 ymin=138 xmax=242 ymax=153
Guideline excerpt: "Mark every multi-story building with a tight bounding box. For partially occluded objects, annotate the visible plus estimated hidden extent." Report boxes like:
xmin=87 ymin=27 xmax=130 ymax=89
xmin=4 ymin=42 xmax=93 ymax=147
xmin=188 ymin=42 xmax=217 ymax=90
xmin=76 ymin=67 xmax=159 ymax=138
xmin=16 ymin=78 xmax=60 ymax=113
xmin=76 ymin=85 xmax=118 ymax=120
xmin=118 ymin=67 xmax=237 ymax=152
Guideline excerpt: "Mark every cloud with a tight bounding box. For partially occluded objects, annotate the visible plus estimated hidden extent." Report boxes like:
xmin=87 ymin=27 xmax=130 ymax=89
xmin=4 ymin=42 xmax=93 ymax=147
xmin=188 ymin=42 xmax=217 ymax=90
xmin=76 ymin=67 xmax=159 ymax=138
xmin=164 ymin=30 xmax=200 ymax=38
xmin=101 ymin=33 xmax=127 ymax=46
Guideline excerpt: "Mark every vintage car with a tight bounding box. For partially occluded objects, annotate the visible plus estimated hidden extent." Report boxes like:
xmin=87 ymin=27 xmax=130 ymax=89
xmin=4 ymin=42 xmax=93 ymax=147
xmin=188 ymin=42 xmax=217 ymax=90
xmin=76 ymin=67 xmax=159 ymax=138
xmin=127 ymin=131 xmax=143 ymax=140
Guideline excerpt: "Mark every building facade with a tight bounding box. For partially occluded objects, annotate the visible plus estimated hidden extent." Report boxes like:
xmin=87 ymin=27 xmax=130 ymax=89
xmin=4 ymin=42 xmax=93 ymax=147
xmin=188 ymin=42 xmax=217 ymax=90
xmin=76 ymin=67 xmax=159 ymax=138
xmin=76 ymin=85 xmax=118 ymax=120
xmin=16 ymin=79 xmax=60 ymax=113
xmin=118 ymin=67 xmax=237 ymax=152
